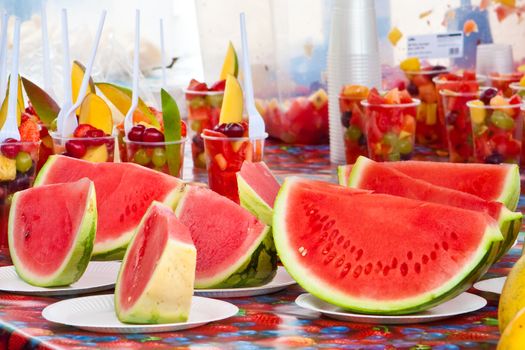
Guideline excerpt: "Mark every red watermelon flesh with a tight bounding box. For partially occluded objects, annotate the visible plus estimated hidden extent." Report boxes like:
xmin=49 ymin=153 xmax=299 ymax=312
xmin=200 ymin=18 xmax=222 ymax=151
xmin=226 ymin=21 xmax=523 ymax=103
xmin=9 ymin=178 xmax=97 ymax=286
xmin=238 ymin=161 xmax=280 ymax=207
xmin=273 ymin=177 xmax=502 ymax=314
xmin=175 ymin=185 xmax=276 ymax=288
xmin=35 ymin=155 xmax=183 ymax=259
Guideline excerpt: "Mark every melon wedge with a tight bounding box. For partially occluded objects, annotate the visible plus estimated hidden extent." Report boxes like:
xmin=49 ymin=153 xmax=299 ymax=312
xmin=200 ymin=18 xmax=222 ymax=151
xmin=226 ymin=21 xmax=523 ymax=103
xmin=219 ymin=75 xmax=243 ymax=124
xmin=175 ymin=185 xmax=277 ymax=289
xmin=115 ymin=202 xmax=196 ymax=324
xmin=35 ymin=155 xmax=183 ymax=259
xmin=273 ymin=177 xmax=502 ymax=314
xmin=219 ymin=41 xmax=239 ymax=80
xmin=348 ymin=156 xmax=522 ymax=262
xmin=237 ymin=161 xmax=280 ymax=226
xmin=338 ymin=161 xmax=520 ymax=210
xmin=9 ymin=178 xmax=97 ymax=287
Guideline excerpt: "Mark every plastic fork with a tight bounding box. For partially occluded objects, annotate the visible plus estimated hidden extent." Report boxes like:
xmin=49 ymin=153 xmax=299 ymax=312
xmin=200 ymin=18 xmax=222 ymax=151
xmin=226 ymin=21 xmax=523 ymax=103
xmin=124 ymin=9 xmax=141 ymax=137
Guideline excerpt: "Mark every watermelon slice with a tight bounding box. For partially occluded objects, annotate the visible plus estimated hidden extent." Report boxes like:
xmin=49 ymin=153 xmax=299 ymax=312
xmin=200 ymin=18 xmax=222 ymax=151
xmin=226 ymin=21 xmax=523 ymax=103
xmin=9 ymin=178 xmax=97 ymax=287
xmin=175 ymin=185 xmax=277 ymax=288
xmin=237 ymin=161 xmax=280 ymax=226
xmin=338 ymin=161 xmax=520 ymax=210
xmin=273 ymin=177 xmax=502 ymax=314
xmin=115 ymin=202 xmax=196 ymax=324
xmin=35 ymin=155 xmax=184 ymax=259
xmin=348 ymin=156 xmax=522 ymax=262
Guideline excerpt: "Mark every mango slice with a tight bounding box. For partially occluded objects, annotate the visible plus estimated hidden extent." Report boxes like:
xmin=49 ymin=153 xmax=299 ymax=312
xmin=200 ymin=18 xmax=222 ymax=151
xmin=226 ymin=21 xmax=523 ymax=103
xmin=219 ymin=75 xmax=243 ymax=124
xmin=79 ymin=93 xmax=113 ymax=134
xmin=219 ymin=41 xmax=239 ymax=80
xmin=21 ymin=77 xmax=60 ymax=125
xmin=0 ymin=76 xmax=23 ymax=128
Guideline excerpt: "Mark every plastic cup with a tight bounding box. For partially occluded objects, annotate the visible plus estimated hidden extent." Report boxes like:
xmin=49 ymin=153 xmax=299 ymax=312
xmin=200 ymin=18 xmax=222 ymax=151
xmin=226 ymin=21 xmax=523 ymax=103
xmin=468 ymin=100 xmax=523 ymax=165
xmin=185 ymin=89 xmax=224 ymax=169
xmin=50 ymin=132 xmax=116 ymax=162
xmin=123 ymin=138 xmax=186 ymax=178
xmin=488 ymin=73 xmax=524 ymax=98
xmin=404 ymin=67 xmax=448 ymax=148
xmin=361 ymin=99 xmax=420 ymax=162
xmin=440 ymin=90 xmax=479 ymax=163
xmin=476 ymin=44 xmax=514 ymax=76
xmin=201 ymin=132 xmax=267 ymax=203
xmin=339 ymin=93 xmax=368 ymax=164
xmin=510 ymin=82 xmax=525 ymax=98
xmin=0 ymin=140 xmax=41 ymax=249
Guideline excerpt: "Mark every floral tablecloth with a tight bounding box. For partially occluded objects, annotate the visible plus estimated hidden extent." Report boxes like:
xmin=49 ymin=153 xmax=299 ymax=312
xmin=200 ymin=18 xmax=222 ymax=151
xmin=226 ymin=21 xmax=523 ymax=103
xmin=0 ymin=142 xmax=520 ymax=349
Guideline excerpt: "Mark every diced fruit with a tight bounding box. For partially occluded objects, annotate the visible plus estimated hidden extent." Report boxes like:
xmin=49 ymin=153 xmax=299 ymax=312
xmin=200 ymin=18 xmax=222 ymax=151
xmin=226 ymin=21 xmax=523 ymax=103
xmin=400 ymin=57 xmax=421 ymax=72
xmin=341 ymin=85 xmax=369 ymax=99
xmin=308 ymin=89 xmax=328 ymax=109
xmin=133 ymin=149 xmax=151 ymax=166
xmin=1 ymin=139 xmax=21 ymax=159
xmin=491 ymin=110 xmax=515 ymax=130
xmin=210 ymin=79 xmax=226 ymax=92
xmin=214 ymin=122 xmax=245 ymax=138
xmin=19 ymin=119 xmax=40 ymax=142
xmin=66 ymin=141 xmax=87 ymax=159
xmin=219 ymin=75 xmax=244 ymax=124
xmin=142 ymin=128 xmax=165 ymax=143
xmin=115 ymin=202 xmax=196 ymax=324
xmin=15 ymin=152 xmax=33 ymax=173
xmin=152 ymin=148 xmax=167 ymax=167
xmin=9 ymin=179 xmax=97 ymax=287
xmin=214 ymin=153 xmax=228 ymax=170
xmin=520 ymin=75 xmax=525 ymax=87
xmin=490 ymin=95 xmax=508 ymax=107
xmin=73 ymin=124 xmax=96 ymax=138
xmin=219 ymin=41 xmax=239 ymax=80
xmin=83 ymin=144 xmax=109 ymax=163
xmin=0 ymin=154 xmax=16 ymax=181
xmin=128 ymin=125 xmax=145 ymax=142
xmin=469 ymin=100 xmax=486 ymax=124
xmin=78 ymin=93 xmax=113 ymax=135
xmin=384 ymin=88 xmax=401 ymax=104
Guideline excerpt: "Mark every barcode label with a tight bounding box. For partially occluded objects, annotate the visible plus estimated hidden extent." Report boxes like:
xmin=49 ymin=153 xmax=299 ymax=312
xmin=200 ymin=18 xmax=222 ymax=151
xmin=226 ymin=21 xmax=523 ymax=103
xmin=407 ymin=32 xmax=464 ymax=59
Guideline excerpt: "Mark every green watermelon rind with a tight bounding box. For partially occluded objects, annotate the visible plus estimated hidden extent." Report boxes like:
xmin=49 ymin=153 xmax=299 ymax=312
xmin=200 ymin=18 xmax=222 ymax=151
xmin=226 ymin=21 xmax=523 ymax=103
xmin=237 ymin=173 xmax=274 ymax=226
xmin=348 ymin=156 xmax=523 ymax=263
xmin=337 ymin=165 xmax=350 ymax=186
xmin=35 ymin=156 xmax=185 ymax=261
xmin=8 ymin=182 xmax=97 ymax=287
xmin=175 ymin=188 xmax=277 ymax=289
xmin=273 ymin=178 xmax=503 ymax=315
xmin=115 ymin=202 xmax=196 ymax=324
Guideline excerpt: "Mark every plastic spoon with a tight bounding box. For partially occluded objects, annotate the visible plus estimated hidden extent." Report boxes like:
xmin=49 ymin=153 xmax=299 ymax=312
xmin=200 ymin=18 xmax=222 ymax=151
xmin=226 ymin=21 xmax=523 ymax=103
xmin=0 ymin=11 xmax=8 ymax=103
xmin=159 ymin=18 xmax=166 ymax=88
xmin=41 ymin=0 xmax=54 ymax=97
xmin=239 ymin=12 xmax=265 ymax=138
xmin=61 ymin=10 xmax=106 ymax=137
xmin=0 ymin=17 xmax=21 ymax=142
xmin=124 ymin=9 xmax=140 ymax=136
xmin=55 ymin=8 xmax=72 ymax=136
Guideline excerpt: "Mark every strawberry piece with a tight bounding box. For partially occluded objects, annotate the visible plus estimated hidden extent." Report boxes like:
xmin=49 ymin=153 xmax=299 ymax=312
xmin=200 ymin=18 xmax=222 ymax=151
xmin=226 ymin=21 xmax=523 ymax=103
xmin=508 ymin=94 xmax=522 ymax=106
xmin=209 ymin=79 xmax=226 ymax=91
xmin=73 ymin=124 xmax=97 ymax=138
xmin=367 ymin=88 xmax=385 ymax=104
xmin=399 ymin=89 xmax=413 ymax=103
xmin=187 ymin=79 xmax=208 ymax=92
xmin=463 ymin=70 xmax=476 ymax=81
xmin=19 ymin=119 xmax=40 ymax=142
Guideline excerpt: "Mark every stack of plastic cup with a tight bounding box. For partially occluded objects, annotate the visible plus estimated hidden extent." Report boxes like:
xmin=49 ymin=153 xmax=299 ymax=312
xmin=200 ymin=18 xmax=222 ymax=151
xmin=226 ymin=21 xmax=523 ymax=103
xmin=476 ymin=44 xmax=514 ymax=76
xmin=327 ymin=0 xmax=381 ymax=164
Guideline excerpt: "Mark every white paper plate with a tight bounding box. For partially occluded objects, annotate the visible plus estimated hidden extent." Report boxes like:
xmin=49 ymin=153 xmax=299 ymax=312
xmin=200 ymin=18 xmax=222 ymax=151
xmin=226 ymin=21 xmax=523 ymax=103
xmin=0 ymin=262 xmax=120 ymax=296
xmin=295 ymin=292 xmax=487 ymax=324
xmin=42 ymin=294 xmax=238 ymax=333
xmin=473 ymin=277 xmax=506 ymax=294
xmin=194 ymin=266 xmax=296 ymax=298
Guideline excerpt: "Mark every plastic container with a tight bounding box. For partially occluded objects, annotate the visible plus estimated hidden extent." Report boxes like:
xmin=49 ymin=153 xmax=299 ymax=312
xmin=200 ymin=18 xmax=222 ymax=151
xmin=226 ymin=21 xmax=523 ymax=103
xmin=51 ymin=133 xmax=116 ymax=163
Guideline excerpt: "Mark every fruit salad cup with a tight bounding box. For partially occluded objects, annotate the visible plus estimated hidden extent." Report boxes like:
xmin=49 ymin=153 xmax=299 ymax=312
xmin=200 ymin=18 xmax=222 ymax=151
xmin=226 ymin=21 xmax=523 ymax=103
xmin=338 ymin=85 xmax=369 ymax=164
xmin=403 ymin=66 xmax=448 ymax=148
xmin=124 ymin=124 xmax=187 ymax=178
xmin=488 ymin=72 xmax=524 ymax=98
xmin=440 ymin=89 xmax=480 ymax=163
xmin=51 ymin=127 xmax=116 ymax=163
xmin=0 ymin=140 xmax=40 ymax=249
xmin=185 ymin=80 xmax=225 ymax=169
xmin=202 ymin=126 xmax=266 ymax=204
xmin=468 ymin=94 xmax=523 ymax=164
xmin=362 ymin=89 xmax=419 ymax=162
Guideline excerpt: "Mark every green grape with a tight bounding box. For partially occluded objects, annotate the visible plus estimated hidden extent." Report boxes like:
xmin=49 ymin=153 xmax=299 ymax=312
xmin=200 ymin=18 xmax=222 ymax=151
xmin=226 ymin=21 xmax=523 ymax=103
xmin=382 ymin=132 xmax=399 ymax=146
xmin=388 ymin=152 xmax=401 ymax=161
xmin=206 ymin=94 xmax=224 ymax=108
xmin=133 ymin=148 xmax=151 ymax=166
xmin=15 ymin=152 xmax=33 ymax=173
xmin=398 ymin=138 xmax=414 ymax=155
xmin=189 ymin=97 xmax=206 ymax=109
xmin=490 ymin=111 xmax=515 ymax=130
xmin=152 ymin=147 xmax=167 ymax=167
xmin=346 ymin=125 xmax=362 ymax=141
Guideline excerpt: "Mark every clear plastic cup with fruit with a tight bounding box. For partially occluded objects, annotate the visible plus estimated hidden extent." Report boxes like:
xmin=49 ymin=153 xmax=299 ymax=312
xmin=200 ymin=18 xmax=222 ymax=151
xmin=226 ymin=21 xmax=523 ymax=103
xmin=440 ymin=89 xmax=481 ymax=163
xmin=400 ymin=58 xmax=448 ymax=148
xmin=468 ymin=93 xmax=523 ymax=164
xmin=362 ymin=88 xmax=419 ymax=162
xmin=488 ymin=72 xmax=524 ymax=98
xmin=338 ymin=85 xmax=369 ymax=164
xmin=0 ymin=137 xmax=41 ymax=249
xmin=51 ymin=125 xmax=116 ymax=162
xmin=124 ymin=123 xmax=187 ymax=178
xmin=202 ymin=123 xmax=266 ymax=203
xmin=184 ymin=79 xmax=224 ymax=169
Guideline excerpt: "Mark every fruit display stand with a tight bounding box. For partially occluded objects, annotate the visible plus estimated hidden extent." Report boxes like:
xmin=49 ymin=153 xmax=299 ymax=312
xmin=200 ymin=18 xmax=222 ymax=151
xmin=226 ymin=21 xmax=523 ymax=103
xmin=0 ymin=142 xmax=515 ymax=349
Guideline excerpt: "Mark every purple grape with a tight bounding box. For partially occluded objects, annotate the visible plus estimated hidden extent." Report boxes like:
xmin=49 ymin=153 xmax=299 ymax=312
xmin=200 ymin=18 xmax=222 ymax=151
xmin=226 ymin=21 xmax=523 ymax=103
xmin=480 ymin=88 xmax=499 ymax=105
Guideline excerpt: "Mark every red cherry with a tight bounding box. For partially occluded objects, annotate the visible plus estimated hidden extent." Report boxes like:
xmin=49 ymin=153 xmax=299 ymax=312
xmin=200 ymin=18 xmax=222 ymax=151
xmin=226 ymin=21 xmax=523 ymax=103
xmin=1 ymin=138 xmax=21 ymax=159
xmin=85 ymin=129 xmax=105 ymax=138
xmin=65 ymin=140 xmax=87 ymax=158
xmin=142 ymin=128 xmax=164 ymax=142
xmin=213 ymin=123 xmax=245 ymax=138
xmin=127 ymin=126 xmax=144 ymax=142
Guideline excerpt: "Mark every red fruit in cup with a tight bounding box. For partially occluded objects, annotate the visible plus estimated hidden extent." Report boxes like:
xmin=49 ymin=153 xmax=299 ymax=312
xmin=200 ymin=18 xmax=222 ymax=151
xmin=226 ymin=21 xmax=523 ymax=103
xmin=127 ymin=125 xmax=145 ymax=142
xmin=85 ymin=129 xmax=105 ymax=138
xmin=74 ymin=124 xmax=97 ymax=138
xmin=1 ymin=138 xmax=21 ymax=159
xmin=210 ymin=79 xmax=226 ymax=91
xmin=181 ymin=121 xmax=187 ymax=137
xmin=142 ymin=128 xmax=165 ymax=142
xmin=187 ymin=79 xmax=208 ymax=92
xmin=65 ymin=140 xmax=87 ymax=158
